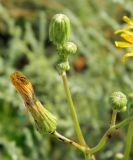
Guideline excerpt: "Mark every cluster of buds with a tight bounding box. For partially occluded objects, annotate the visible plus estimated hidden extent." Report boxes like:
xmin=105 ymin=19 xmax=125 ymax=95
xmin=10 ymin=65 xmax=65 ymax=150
xmin=49 ymin=14 xmax=77 ymax=74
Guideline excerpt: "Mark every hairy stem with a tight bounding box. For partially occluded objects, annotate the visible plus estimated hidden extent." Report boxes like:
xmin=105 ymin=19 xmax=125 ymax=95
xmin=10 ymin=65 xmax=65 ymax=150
xmin=123 ymin=121 xmax=133 ymax=160
xmin=53 ymin=131 xmax=95 ymax=160
xmin=110 ymin=110 xmax=117 ymax=127
xmin=61 ymin=72 xmax=86 ymax=146
xmin=53 ymin=131 xmax=86 ymax=152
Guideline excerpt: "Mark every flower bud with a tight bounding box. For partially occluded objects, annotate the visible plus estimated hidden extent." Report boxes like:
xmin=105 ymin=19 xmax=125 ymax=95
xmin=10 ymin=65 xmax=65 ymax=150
xmin=115 ymin=153 xmax=124 ymax=160
xmin=57 ymin=61 xmax=70 ymax=74
xmin=109 ymin=91 xmax=127 ymax=112
xmin=60 ymin=42 xmax=77 ymax=56
xmin=49 ymin=14 xmax=70 ymax=46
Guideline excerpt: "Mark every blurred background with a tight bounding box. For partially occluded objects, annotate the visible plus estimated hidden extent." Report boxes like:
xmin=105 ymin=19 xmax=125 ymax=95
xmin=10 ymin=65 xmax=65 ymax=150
xmin=0 ymin=0 xmax=133 ymax=159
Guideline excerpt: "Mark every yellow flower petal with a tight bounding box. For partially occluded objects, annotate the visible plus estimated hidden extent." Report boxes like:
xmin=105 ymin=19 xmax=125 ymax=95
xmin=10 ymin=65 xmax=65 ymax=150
xmin=115 ymin=29 xmax=125 ymax=34
xmin=121 ymin=52 xmax=133 ymax=62
xmin=123 ymin=26 xmax=133 ymax=30
xmin=120 ymin=32 xmax=133 ymax=43
xmin=123 ymin=16 xmax=133 ymax=25
xmin=115 ymin=27 xmax=133 ymax=34
xmin=115 ymin=41 xmax=131 ymax=48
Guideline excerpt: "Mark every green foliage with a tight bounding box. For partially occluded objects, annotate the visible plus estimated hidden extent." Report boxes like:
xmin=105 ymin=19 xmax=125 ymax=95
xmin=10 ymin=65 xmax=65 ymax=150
xmin=0 ymin=0 xmax=133 ymax=159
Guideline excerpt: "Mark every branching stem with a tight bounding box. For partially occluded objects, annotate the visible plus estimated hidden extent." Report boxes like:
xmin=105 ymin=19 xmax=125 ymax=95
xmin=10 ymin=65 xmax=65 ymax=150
xmin=87 ymin=116 xmax=133 ymax=154
xmin=50 ymin=116 xmax=133 ymax=158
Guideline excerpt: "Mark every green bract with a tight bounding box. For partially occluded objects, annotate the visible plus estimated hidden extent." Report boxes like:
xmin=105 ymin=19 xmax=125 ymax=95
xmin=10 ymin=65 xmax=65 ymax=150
xmin=60 ymin=42 xmax=77 ymax=56
xmin=109 ymin=91 xmax=127 ymax=112
xmin=31 ymin=100 xmax=57 ymax=134
xmin=49 ymin=14 xmax=70 ymax=46
xmin=57 ymin=61 xmax=70 ymax=74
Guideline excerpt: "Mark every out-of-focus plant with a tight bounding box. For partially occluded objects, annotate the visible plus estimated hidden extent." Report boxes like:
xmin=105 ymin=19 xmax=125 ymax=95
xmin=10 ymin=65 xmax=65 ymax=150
xmin=10 ymin=14 xmax=133 ymax=160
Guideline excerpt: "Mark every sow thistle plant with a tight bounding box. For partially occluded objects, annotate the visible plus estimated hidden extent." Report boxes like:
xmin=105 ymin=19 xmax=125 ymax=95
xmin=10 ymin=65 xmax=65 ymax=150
xmin=10 ymin=14 xmax=133 ymax=160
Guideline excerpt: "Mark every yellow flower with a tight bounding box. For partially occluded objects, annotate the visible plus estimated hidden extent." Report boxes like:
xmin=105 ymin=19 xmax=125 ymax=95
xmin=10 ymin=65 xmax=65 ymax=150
xmin=115 ymin=16 xmax=133 ymax=62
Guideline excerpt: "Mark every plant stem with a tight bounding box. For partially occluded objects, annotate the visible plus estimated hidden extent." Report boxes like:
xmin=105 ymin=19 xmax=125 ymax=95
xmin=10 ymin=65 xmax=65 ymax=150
xmin=53 ymin=131 xmax=95 ymax=160
xmin=87 ymin=116 xmax=133 ymax=154
xmin=110 ymin=110 xmax=117 ymax=127
xmin=85 ymin=153 xmax=96 ymax=160
xmin=52 ymin=116 xmax=133 ymax=158
xmin=123 ymin=121 xmax=133 ymax=160
xmin=61 ymin=72 xmax=86 ymax=146
xmin=53 ymin=131 xmax=86 ymax=152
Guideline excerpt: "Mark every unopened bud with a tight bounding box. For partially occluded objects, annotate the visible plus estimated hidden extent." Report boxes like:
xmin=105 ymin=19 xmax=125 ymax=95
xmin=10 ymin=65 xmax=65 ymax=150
xmin=59 ymin=42 xmax=77 ymax=57
xmin=57 ymin=61 xmax=70 ymax=74
xmin=109 ymin=91 xmax=127 ymax=112
xmin=49 ymin=14 xmax=70 ymax=46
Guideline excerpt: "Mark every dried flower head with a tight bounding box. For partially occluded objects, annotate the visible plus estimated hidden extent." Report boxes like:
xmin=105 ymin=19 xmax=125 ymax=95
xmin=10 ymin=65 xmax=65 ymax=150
xmin=10 ymin=71 xmax=57 ymax=134
xmin=10 ymin=71 xmax=34 ymax=105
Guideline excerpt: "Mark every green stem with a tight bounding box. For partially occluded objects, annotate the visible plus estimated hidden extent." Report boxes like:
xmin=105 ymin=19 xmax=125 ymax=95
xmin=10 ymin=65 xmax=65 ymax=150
xmin=61 ymin=72 xmax=86 ymax=146
xmin=87 ymin=116 xmax=133 ymax=154
xmin=53 ymin=131 xmax=86 ymax=152
xmin=85 ymin=154 xmax=96 ymax=160
xmin=110 ymin=110 xmax=117 ymax=127
xmin=123 ymin=121 xmax=133 ymax=160
xmin=53 ymin=131 xmax=95 ymax=160
xmin=53 ymin=116 xmax=133 ymax=158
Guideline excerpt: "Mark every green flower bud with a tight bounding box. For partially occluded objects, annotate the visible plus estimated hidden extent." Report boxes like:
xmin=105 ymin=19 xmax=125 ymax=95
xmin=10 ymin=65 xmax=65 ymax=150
xmin=109 ymin=91 xmax=127 ymax=112
xmin=60 ymin=42 xmax=77 ymax=56
xmin=115 ymin=153 xmax=124 ymax=160
xmin=49 ymin=14 xmax=70 ymax=46
xmin=57 ymin=61 xmax=70 ymax=74
xmin=33 ymin=100 xmax=57 ymax=134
